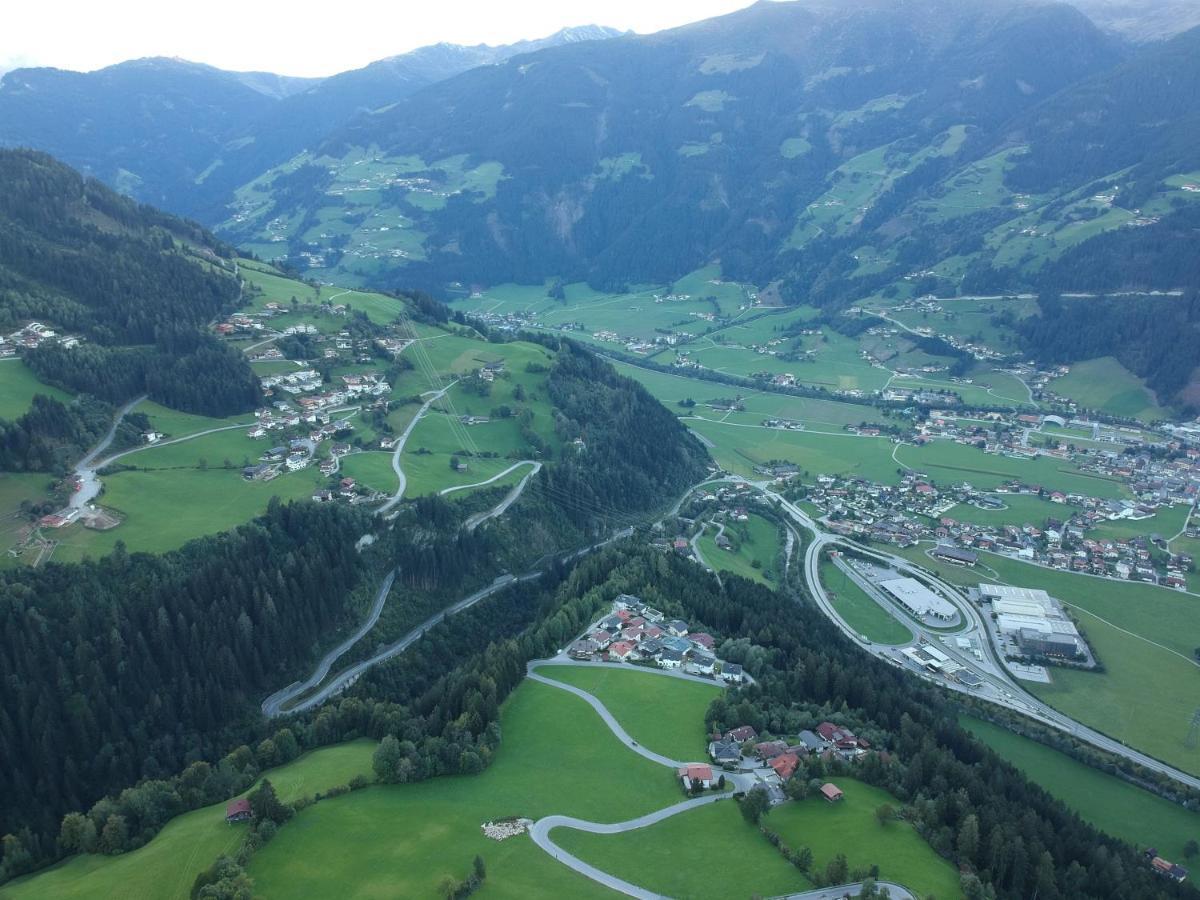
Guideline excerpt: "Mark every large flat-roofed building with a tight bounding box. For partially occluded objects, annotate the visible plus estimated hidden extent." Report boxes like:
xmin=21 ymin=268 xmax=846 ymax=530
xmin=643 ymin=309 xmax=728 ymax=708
xmin=992 ymin=597 xmax=1052 ymax=618
xmin=980 ymin=584 xmax=1053 ymax=607
xmin=878 ymin=577 xmax=957 ymax=621
xmin=1018 ymin=628 xmax=1081 ymax=659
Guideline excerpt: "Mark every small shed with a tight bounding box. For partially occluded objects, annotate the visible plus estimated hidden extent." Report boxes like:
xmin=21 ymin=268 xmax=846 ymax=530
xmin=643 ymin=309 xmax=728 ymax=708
xmin=225 ymin=797 xmax=253 ymax=823
xmin=820 ymin=782 xmax=844 ymax=803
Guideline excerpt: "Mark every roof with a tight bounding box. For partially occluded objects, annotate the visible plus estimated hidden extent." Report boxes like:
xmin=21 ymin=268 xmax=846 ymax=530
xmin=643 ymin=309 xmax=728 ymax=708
xmin=226 ymin=797 xmax=252 ymax=817
xmin=677 ymin=764 xmax=713 ymax=781
xmin=770 ymin=752 xmax=800 ymax=779
xmin=820 ymin=783 xmax=844 ymax=800
xmin=877 ymin=577 xmax=956 ymax=619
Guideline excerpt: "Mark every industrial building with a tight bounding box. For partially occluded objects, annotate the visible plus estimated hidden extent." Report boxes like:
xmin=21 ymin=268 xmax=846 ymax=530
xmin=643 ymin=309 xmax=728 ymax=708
xmin=1018 ymin=628 xmax=1082 ymax=659
xmin=878 ymin=577 xmax=957 ymax=621
xmin=979 ymin=583 xmax=1092 ymax=665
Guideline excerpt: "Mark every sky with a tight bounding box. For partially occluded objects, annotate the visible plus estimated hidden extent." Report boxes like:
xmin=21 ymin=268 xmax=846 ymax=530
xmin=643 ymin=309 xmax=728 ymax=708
xmin=1 ymin=0 xmax=757 ymax=78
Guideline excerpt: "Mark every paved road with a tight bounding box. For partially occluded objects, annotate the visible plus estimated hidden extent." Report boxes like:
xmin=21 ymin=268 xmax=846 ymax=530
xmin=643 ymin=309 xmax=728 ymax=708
xmin=753 ymin=479 xmax=1200 ymax=791
xmin=377 ymin=383 xmax=457 ymax=516
xmin=771 ymin=883 xmax=915 ymax=900
xmin=460 ymin=461 xmax=542 ymax=530
xmin=261 ymin=570 xmax=397 ymax=717
xmin=69 ymin=394 xmax=148 ymax=508
xmin=530 ymin=795 xmax=730 ymax=899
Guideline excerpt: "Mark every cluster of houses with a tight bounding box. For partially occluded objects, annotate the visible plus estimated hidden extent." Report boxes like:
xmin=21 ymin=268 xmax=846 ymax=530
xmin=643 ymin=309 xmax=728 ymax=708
xmin=0 ymin=322 xmax=81 ymax=357
xmin=1145 ymin=848 xmax=1189 ymax=884
xmin=567 ymin=595 xmax=743 ymax=682
xmin=706 ymin=721 xmax=868 ymax=800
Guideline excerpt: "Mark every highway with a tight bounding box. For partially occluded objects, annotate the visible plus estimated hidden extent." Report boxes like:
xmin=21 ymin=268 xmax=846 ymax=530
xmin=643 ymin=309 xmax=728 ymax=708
xmin=754 ymin=480 xmax=1200 ymax=791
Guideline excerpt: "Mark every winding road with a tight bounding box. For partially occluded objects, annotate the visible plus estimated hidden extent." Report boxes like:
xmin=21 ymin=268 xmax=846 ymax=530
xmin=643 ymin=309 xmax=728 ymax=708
xmin=69 ymin=394 xmax=147 ymax=508
xmin=460 ymin=461 xmax=542 ymax=530
xmin=377 ymin=383 xmax=457 ymax=516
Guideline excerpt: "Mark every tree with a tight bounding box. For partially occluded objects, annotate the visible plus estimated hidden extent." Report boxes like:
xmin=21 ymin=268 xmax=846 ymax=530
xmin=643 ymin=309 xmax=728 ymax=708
xmin=739 ymin=787 xmax=770 ymax=824
xmin=875 ymin=803 xmax=895 ymax=826
xmin=99 ymin=814 xmax=129 ymax=854
xmin=59 ymin=812 xmax=97 ymax=854
xmin=795 ymin=846 xmax=813 ymax=871
xmin=248 ymin=779 xmax=291 ymax=826
xmin=374 ymin=735 xmax=402 ymax=783
xmin=1185 ymin=839 xmax=1199 ymax=860
xmin=957 ymin=813 xmax=980 ymax=865
xmin=473 ymin=855 xmax=486 ymax=881
xmin=824 ymin=853 xmax=849 ymax=885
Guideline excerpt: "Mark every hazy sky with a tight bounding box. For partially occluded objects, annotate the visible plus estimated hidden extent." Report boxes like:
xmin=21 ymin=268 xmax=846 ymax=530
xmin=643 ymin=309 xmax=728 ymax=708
xmin=2 ymin=0 xmax=757 ymax=78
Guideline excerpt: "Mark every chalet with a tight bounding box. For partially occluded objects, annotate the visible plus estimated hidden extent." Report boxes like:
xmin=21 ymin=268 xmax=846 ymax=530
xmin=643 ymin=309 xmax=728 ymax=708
xmin=662 ymin=636 xmax=691 ymax=655
xmin=569 ymin=639 xmax=599 ymax=660
xmin=754 ymin=740 xmax=788 ymax=761
xmin=312 ymin=489 xmax=333 ymax=503
xmin=725 ymin=725 xmax=758 ymax=743
xmin=608 ymin=640 xmax=637 ymax=661
xmin=677 ymin=764 xmax=714 ymax=790
xmin=770 ymin=752 xmax=800 ymax=780
xmin=667 ymin=620 xmax=690 ymax=636
xmin=820 ymin=783 xmax=845 ymax=803
xmin=708 ymin=740 xmax=741 ymax=766
xmin=797 ymin=730 xmax=826 ymax=753
xmin=225 ymin=798 xmax=253 ymax=823
xmin=688 ymin=650 xmax=716 ymax=675
xmin=659 ymin=646 xmax=685 ymax=668
xmin=589 ymin=630 xmax=613 ymax=649
xmin=720 ymin=662 xmax=744 ymax=684
xmin=690 ymin=632 xmax=716 ymax=651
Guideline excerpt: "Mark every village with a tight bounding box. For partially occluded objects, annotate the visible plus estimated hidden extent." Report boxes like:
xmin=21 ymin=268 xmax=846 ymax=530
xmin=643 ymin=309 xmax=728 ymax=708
xmin=0 ymin=321 xmax=83 ymax=357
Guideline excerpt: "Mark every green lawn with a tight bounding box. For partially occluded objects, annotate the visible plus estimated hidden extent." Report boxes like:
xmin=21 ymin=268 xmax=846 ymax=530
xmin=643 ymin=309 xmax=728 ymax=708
xmin=1088 ymin=503 xmax=1191 ymax=543
xmin=820 ymin=559 xmax=913 ymax=645
xmin=337 ymin=451 xmax=397 ymax=495
xmin=769 ymin=778 xmax=963 ymax=899
xmin=1 ymin=741 xmax=376 ymax=900
xmin=896 ymin=441 xmax=1128 ymax=499
xmin=941 ymin=495 xmax=1076 ymax=529
xmin=696 ymin=513 xmax=781 ymax=585
xmin=537 ymin=663 xmax=720 ymax=760
xmin=556 ymin=798 xmax=810 ymax=899
xmin=961 ymin=717 xmax=1200 ymax=860
xmin=1052 ymin=357 xmax=1167 ymax=423
xmin=247 ymin=678 xmax=681 ymax=898
xmin=0 ymin=359 xmax=71 ymax=419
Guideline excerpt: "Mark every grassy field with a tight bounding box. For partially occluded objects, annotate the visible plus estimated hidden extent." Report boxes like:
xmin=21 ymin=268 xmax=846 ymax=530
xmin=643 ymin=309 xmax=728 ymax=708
xmin=1 ymin=741 xmax=376 ymax=900
xmin=0 ymin=360 xmax=70 ymax=419
xmin=1052 ymin=357 xmax=1167 ymax=422
xmin=48 ymin=467 xmax=326 ymax=562
xmin=820 ymin=558 xmax=913 ymax=645
xmin=769 ymin=778 xmax=963 ymax=899
xmin=336 ymin=451 xmax=397 ymax=495
xmin=941 ymin=495 xmax=1076 ymax=529
xmin=247 ymin=677 xmax=682 ymax=899
xmin=896 ymin=440 xmax=1128 ymax=499
xmin=696 ymin=513 xmax=781 ymax=585
xmin=1088 ymin=503 xmax=1191 ymax=543
xmin=961 ymin=717 xmax=1200 ymax=860
xmin=538 ymin=664 xmax=720 ymax=760
xmin=556 ymin=798 xmax=810 ymax=898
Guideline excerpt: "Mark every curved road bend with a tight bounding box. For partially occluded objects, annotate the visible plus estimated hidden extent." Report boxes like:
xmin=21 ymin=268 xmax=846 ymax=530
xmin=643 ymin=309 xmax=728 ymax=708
xmin=767 ymin=486 xmax=1200 ymax=791
xmin=377 ymin=382 xmax=458 ymax=516
xmin=261 ymin=570 xmax=397 ymax=717
xmin=69 ymin=394 xmax=147 ymax=508
xmin=459 ymin=461 xmax=542 ymax=531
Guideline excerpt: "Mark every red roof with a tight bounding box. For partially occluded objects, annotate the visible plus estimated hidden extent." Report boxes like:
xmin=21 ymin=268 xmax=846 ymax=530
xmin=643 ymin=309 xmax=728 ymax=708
xmin=770 ymin=752 xmax=799 ymax=780
xmin=725 ymin=725 xmax=757 ymax=742
xmin=677 ymin=764 xmax=713 ymax=782
xmin=609 ymin=640 xmax=636 ymax=658
xmin=226 ymin=797 xmax=252 ymax=817
xmin=690 ymin=632 xmax=715 ymax=650
xmin=820 ymin=783 xmax=844 ymax=801
xmin=755 ymin=740 xmax=787 ymax=759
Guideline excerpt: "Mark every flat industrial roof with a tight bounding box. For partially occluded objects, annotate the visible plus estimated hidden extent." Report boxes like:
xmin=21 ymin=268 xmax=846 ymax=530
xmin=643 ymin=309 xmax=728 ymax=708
xmin=979 ymin=584 xmax=1052 ymax=605
xmin=878 ymin=577 xmax=957 ymax=618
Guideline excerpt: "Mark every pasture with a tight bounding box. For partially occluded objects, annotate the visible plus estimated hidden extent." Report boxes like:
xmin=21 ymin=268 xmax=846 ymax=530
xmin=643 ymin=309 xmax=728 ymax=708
xmin=0 ymin=359 xmax=70 ymax=419
xmin=1052 ymin=357 xmax=1167 ymax=422
xmin=961 ymin=717 xmax=1200 ymax=861
xmin=1 ymin=741 xmax=376 ymax=900
xmin=537 ymin=663 xmax=720 ymax=760
xmin=696 ymin=512 xmax=782 ymax=586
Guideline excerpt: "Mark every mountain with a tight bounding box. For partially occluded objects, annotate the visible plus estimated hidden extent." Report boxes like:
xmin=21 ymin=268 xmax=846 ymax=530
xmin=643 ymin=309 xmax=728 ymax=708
xmin=1066 ymin=0 xmax=1200 ymax=41
xmin=0 ymin=149 xmax=259 ymax=425
xmin=221 ymin=0 xmax=1122 ymax=291
xmin=0 ymin=26 xmax=623 ymax=220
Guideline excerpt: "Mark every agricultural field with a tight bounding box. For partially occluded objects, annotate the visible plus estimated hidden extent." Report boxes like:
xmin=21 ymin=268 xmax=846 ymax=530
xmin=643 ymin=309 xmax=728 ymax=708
xmin=538 ymin=664 xmax=719 ymax=760
xmin=0 ymin=741 xmax=376 ymax=900
xmin=961 ymin=717 xmax=1200 ymax=861
xmin=0 ymin=359 xmax=70 ymax=419
xmin=768 ymin=778 xmax=963 ymax=899
xmin=1088 ymin=503 xmax=1191 ymax=543
xmin=556 ymin=799 xmax=810 ymax=898
xmin=336 ymin=451 xmax=397 ymax=496
xmin=696 ymin=512 xmax=782 ymax=586
xmin=819 ymin=558 xmax=913 ymax=645
xmin=895 ymin=440 xmax=1128 ymax=499
xmin=938 ymin=494 xmax=1076 ymax=529
xmin=1051 ymin=357 xmax=1168 ymax=422
xmin=245 ymin=677 xmax=682 ymax=899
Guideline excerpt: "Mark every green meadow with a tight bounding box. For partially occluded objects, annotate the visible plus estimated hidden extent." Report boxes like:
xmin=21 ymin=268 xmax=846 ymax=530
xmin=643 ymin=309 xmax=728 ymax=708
xmin=820 ymin=558 xmax=913 ymax=645
xmin=1052 ymin=357 xmax=1167 ymax=422
xmin=961 ymin=717 xmax=1200 ymax=861
xmin=0 ymin=359 xmax=70 ymax=419
xmin=696 ymin=512 xmax=782 ymax=585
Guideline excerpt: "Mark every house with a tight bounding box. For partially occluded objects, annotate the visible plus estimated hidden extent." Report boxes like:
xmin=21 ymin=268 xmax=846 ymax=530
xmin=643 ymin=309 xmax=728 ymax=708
xmin=688 ymin=650 xmax=716 ymax=673
xmin=690 ymin=632 xmax=716 ymax=651
xmin=225 ymin=798 xmax=253 ymax=823
xmin=667 ymin=620 xmax=690 ymax=637
xmin=312 ymin=489 xmax=334 ymax=503
xmin=770 ymin=752 xmax=800 ymax=780
xmin=608 ymin=640 xmax=637 ymax=661
xmin=659 ymin=646 xmax=684 ymax=668
xmin=751 ymin=782 xmax=787 ymax=807
xmin=820 ymin=783 xmax=845 ymax=803
xmin=589 ymin=630 xmax=613 ymax=650
xmin=797 ymin=730 xmax=825 ymax=753
xmin=754 ymin=740 xmax=788 ymax=761
xmin=569 ymin=639 xmax=599 ymax=660
xmin=708 ymin=740 xmax=741 ymax=766
xmin=720 ymin=662 xmax=744 ymax=684
xmin=677 ymin=764 xmax=714 ymax=790
xmin=725 ymin=725 xmax=758 ymax=743
xmin=662 ymin=636 xmax=691 ymax=654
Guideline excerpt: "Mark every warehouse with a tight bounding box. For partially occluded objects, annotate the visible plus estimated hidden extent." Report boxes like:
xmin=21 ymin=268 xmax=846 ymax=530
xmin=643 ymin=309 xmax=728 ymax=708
xmin=980 ymin=584 xmax=1053 ymax=607
xmin=1018 ymin=628 xmax=1082 ymax=659
xmin=878 ymin=577 xmax=957 ymax=622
